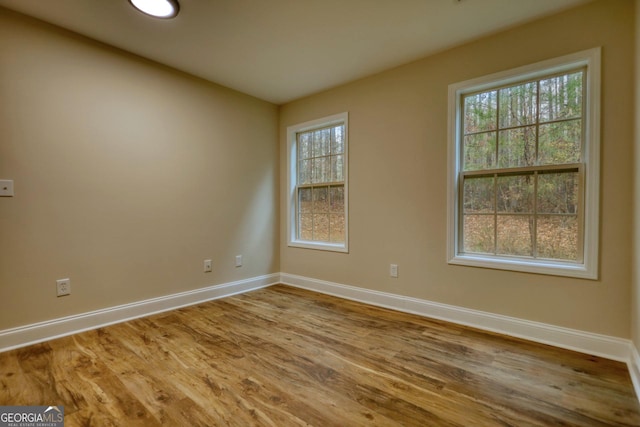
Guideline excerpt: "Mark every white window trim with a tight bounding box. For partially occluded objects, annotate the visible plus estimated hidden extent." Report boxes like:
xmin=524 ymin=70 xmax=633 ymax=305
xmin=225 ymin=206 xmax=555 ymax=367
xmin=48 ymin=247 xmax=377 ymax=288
xmin=447 ymin=48 xmax=601 ymax=279
xmin=287 ymin=112 xmax=349 ymax=253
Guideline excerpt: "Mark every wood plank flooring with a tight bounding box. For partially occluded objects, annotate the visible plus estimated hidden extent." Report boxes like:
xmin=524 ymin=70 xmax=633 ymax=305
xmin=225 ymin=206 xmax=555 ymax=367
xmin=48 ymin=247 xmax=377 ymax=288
xmin=0 ymin=285 xmax=639 ymax=426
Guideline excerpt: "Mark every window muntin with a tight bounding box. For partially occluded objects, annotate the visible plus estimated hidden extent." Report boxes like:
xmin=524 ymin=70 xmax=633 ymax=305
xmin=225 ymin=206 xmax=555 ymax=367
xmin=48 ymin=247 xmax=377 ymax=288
xmin=461 ymin=167 xmax=581 ymax=261
xmin=460 ymin=70 xmax=584 ymax=262
xmin=287 ymin=113 xmax=348 ymax=252
xmin=448 ymin=48 xmax=600 ymax=279
xmin=296 ymin=125 xmax=346 ymax=243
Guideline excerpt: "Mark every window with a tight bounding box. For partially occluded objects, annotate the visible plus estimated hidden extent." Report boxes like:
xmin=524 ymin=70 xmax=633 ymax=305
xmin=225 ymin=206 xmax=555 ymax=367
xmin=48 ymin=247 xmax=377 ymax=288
xmin=447 ymin=49 xmax=600 ymax=279
xmin=287 ymin=113 xmax=348 ymax=252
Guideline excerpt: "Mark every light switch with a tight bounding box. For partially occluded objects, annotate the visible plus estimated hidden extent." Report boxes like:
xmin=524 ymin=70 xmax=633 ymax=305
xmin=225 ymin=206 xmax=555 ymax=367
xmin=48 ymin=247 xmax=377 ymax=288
xmin=0 ymin=180 xmax=14 ymax=197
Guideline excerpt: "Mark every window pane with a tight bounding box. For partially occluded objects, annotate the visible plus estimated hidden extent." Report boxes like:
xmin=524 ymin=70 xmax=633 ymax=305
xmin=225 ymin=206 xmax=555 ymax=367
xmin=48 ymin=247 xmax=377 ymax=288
xmin=299 ymin=214 xmax=313 ymax=240
xmin=313 ymin=186 xmax=329 ymax=212
xmin=496 ymin=175 xmax=533 ymax=213
xmin=331 ymin=154 xmax=344 ymax=182
xmin=499 ymin=82 xmax=537 ymax=128
xmin=538 ymin=119 xmax=581 ymax=165
xmin=298 ymin=160 xmax=312 ymax=185
xmin=496 ymin=215 xmax=533 ymax=256
xmin=498 ymin=126 xmax=536 ymax=168
xmin=330 ymin=186 xmax=344 ymax=213
xmin=331 ymin=125 xmax=345 ymax=154
xmin=313 ymin=129 xmax=330 ymax=157
xmin=313 ymin=214 xmax=330 ymax=241
xmin=451 ymin=55 xmax=597 ymax=274
xmin=313 ymin=157 xmax=330 ymax=183
xmin=463 ymin=132 xmax=496 ymax=171
xmin=539 ymin=72 xmax=582 ymax=122
xmin=298 ymin=187 xmax=312 ymax=214
xmin=291 ymin=114 xmax=348 ymax=250
xmin=463 ymin=214 xmax=494 ymax=254
xmin=330 ymin=214 xmax=345 ymax=243
xmin=298 ymin=133 xmax=312 ymax=159
xmin=463 ymin=176 xmax=494 ymax=213
xmin=537 ymin=215 xmax=578 ymax=260
xmin=464 ymin=91 xmax=497 ymax=134
xmin=537 ymin=172 xmax=579 ymax=214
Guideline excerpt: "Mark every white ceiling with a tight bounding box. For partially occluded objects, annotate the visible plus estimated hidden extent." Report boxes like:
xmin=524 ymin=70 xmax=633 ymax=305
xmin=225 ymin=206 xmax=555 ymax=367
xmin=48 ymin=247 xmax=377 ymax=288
xmin=0 ymin=0 xmax=590 ymax=104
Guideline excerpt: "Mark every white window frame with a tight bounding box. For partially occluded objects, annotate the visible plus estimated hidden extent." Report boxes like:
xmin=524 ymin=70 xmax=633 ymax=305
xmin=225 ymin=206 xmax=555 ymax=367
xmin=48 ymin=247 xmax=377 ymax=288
xmin=447 ymin=48 xmax=600 ymax=279
xmin=287 ymin=112 xmax=349 ymax=252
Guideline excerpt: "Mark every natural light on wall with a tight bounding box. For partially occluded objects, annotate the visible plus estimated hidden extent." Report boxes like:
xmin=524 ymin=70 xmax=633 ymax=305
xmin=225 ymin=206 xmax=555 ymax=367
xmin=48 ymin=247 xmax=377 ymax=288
xmin=129 ymin=0 xmax=179 ymax=19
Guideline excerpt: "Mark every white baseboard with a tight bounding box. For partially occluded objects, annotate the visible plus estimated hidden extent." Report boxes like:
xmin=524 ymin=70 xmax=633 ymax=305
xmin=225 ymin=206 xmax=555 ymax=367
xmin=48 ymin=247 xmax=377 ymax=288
xmin=629 ymin=344 xmax=640 ymax=400
xmin=4 ymin=271 xmax=639 ymax=402
xmin=280 ymin=273 xmax=636 ymax=365
xmin=0 ymin=273 xmax=279 ymax=353
xmin=282 ymin=272 xmax=640 ymax=404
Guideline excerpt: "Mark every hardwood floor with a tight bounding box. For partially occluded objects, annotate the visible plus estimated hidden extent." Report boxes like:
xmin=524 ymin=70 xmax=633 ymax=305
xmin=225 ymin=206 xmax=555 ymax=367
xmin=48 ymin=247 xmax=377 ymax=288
xmin=0 ymin=285 xmax=638 ymax=426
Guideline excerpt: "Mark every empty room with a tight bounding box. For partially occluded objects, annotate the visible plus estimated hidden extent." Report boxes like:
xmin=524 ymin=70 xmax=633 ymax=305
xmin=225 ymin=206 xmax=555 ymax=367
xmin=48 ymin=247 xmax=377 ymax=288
xmin=1 ymin=0 xmax=640 ymax=425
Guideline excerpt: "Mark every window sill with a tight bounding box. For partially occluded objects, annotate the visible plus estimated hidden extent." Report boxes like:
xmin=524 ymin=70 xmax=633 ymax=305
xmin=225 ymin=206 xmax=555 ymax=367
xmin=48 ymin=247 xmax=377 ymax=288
xmin=289 ymin=240 xmax=348 ymax=253
xmin=448 ymin=254 xmax=596 ymax=280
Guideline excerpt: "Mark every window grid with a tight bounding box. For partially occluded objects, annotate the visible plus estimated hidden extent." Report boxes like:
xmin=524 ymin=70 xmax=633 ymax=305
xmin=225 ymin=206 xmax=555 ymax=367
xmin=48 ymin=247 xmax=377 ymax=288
xmin=296 ymin=124 xmax=346 ymax=244
xmin=459 ymin=68 xmax=585 ymax=262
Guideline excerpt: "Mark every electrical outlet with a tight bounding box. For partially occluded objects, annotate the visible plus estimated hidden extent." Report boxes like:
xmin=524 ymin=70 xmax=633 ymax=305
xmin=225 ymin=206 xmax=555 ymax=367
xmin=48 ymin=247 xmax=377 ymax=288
xmin=56 ymin=278 xmax=71 ymax=297
xmin=390 ymin=264 xmax=398 ymax=278
xmin=204 ymin=259 xmax=212 ymax=273
xmin=0 ymin=180 xmax=14 ymax=197
xmin=235 ymin=255 xmax=243 ymax=267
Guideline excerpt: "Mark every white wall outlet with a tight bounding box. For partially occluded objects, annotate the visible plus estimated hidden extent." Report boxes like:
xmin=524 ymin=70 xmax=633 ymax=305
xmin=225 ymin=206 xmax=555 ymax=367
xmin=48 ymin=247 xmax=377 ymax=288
xmin=390 ymin=264 xmax=398 ymax=278
xmin=0 ymin=180 xmax=14 ymax=197
xmin=235 ymin=255 xmax=243 ymax=267
xmin=204 ymin=259 xmax=212 ymax=272
xmin=56 ymin=278 xmax=71 ymax=297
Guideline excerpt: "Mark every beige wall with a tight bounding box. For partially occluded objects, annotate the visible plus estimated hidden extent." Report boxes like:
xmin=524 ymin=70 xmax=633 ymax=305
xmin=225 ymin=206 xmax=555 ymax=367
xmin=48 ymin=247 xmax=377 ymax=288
xmin=280 ymin=0 xmax=635 ymax=337
xmin=0 ymin=9 xmax=279 ymax=330
xmin=1 ymin=1 xmax=636 ymax=342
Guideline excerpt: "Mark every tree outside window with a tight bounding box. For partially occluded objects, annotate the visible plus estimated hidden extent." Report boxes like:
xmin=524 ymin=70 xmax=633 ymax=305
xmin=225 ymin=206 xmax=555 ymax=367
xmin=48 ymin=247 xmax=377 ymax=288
xmin=448 ymin=48 xmax=600 ymax=279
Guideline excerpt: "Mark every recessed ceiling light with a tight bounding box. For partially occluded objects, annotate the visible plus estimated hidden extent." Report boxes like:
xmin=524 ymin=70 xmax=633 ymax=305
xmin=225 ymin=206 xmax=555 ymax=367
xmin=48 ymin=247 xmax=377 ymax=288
xmin=129 ymin=0 xmax=180 ymax=19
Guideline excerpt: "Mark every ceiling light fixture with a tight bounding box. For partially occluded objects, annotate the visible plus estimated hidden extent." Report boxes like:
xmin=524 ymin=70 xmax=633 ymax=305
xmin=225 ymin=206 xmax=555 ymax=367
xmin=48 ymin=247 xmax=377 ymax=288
xmin=129 ymin=0 xmax=179 ymax=19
